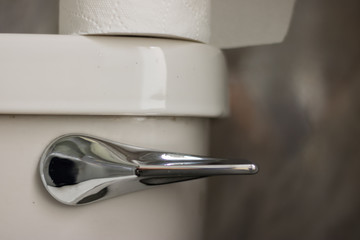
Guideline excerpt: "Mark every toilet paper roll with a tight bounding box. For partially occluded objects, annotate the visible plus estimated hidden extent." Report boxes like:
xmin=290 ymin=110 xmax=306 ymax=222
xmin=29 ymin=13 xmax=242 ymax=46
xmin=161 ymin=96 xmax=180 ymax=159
xmin=59 ymin=0 xmax=296 ymax=48
xmin=59 ymin=0 xmax=210 ymax=43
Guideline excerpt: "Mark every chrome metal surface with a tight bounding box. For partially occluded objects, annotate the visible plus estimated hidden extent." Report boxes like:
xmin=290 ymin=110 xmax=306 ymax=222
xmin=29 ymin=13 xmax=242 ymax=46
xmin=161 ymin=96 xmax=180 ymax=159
xmin=39 ymin=134 xmax=257 ymax=205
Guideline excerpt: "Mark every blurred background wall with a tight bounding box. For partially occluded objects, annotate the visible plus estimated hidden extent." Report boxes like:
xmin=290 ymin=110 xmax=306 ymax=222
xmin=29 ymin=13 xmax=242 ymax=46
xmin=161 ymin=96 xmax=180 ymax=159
xmin=1 ymin=0 xmax=359 ymax=239
xmin=207 ymin=0 xmax=360 ymax=239
xmin=0 ymin=0 xmax=57 ymax=33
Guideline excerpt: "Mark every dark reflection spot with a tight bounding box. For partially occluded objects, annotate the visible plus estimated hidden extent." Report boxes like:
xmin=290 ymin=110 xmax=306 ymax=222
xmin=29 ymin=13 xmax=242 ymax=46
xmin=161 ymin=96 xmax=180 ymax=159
xmin=77 ymin=188 xmax=108 ymax=205
xmin=140 ymin=176 xmax=204 ymax=185
xmin=49 ymin=157 xmax=79 ymax=187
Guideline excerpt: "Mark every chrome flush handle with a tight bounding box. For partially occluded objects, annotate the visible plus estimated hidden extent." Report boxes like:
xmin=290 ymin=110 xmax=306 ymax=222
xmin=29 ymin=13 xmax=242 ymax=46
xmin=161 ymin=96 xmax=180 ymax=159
xmin=39 ymin=135 xmax=258 ymax=205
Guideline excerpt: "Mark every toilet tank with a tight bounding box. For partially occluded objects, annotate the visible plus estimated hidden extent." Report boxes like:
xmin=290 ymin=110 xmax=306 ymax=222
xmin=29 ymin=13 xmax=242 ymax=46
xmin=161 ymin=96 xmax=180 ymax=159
xmin=0 ymin=35 xmax=227 ymax=240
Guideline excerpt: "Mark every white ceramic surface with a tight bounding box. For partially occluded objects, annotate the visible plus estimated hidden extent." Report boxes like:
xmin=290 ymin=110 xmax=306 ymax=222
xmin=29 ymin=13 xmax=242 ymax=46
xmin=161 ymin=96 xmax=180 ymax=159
xmin=0 ymin=116 xmax=209 ymax=240
xmin=0 ymin=34 xmax=227 ymax=117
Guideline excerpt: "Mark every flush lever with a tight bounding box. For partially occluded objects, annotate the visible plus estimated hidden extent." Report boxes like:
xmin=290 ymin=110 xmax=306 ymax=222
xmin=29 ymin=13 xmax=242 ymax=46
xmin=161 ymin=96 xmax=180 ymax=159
xmin=39 ymin=134 xmax=258 ymax=205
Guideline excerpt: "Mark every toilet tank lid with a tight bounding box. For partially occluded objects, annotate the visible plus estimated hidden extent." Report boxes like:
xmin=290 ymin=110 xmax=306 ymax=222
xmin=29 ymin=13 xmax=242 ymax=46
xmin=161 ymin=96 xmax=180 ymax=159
xmin=0 ymin=34 xmax=228 ymax=117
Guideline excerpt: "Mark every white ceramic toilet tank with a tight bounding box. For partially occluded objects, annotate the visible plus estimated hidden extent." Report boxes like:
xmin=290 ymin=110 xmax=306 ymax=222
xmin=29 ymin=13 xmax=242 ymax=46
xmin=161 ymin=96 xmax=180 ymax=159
xmin=0 ymin=115 xmax=210 ymax=239
xmin=0 ymin=35 xmax=227 ymax=239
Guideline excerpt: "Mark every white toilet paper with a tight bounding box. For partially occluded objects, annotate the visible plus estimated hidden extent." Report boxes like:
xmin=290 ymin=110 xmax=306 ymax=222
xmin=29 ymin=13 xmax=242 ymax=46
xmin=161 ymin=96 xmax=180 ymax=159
xmin=59 ymin=0 xmax=296 ymax=48
xmin=59 ymin=0 xmax=210 ymax=43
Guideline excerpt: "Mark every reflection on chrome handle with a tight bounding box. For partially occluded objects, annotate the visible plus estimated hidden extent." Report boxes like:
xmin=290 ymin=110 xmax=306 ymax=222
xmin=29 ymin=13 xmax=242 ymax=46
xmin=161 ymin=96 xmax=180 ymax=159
xmin=39 ymin=134 xmax=258 ymax=205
